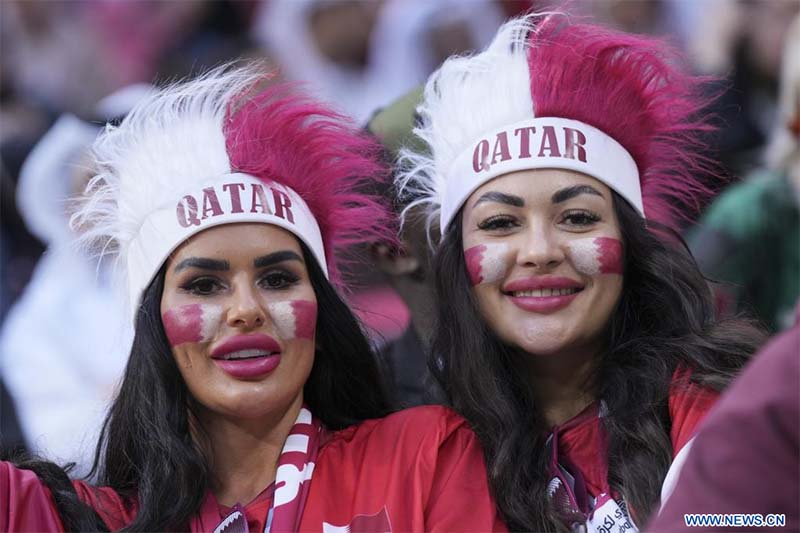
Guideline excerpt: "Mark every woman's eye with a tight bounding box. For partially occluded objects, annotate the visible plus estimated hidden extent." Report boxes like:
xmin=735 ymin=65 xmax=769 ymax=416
xmin=561 ymin=211 xmax=600 ymax=227
xmin=183 ymin=277 xmax=224 ymax=296
xmin=259 ymin=271 xmax=300 ymax=290
xmin=477 ymin=216 xmax=519 ymax=231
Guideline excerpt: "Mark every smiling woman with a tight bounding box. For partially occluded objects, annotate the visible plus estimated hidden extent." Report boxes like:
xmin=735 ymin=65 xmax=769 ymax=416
xmin=0 ymin=66 xmax=505 ymax=532
xmin=397 ymin=13 xmax=766 ymax=533
xmin=462 ymin=169 xmax=624 ymax=359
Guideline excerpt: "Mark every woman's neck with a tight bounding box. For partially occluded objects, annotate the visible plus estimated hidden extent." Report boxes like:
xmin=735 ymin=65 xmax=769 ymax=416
xmin=195 ymin=395 xmax=303 ymax=507
xmin=523 ymin=348 xmax=597 ymax=428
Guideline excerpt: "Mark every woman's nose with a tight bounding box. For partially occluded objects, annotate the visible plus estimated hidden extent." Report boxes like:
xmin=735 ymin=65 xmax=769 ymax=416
xmin=226 ymin=284 xmax=266 ymax=329
xmin=516 ymin=225 xmax=566 ymax=269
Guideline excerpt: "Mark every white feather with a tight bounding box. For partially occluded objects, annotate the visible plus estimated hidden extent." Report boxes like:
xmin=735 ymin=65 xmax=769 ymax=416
xmin=70 ymin=65 xmax=266 ymax=312
xmin=395 ymin=12 xmax=580 ymax=241
xmin=396 ymin=15 xmax=542 ymax=240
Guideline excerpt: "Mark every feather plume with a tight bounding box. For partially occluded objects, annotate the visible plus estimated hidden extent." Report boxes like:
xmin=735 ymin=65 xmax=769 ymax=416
xmin=397 ymin=15 xmax=537 ymax=238
xmin=72 ymin=64 xmax=393 ymax=310
xmin=397 ymin=12 xmax=718 ymax=237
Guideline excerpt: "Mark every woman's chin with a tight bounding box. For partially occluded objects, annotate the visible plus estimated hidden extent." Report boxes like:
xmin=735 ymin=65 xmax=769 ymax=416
xmin=499 ymin=320 xmax=571 ymax=356
xmin=515 ymin=340 xmax=568 ymax=358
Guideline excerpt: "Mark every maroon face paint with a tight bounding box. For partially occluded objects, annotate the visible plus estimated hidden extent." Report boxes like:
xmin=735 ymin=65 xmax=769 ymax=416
xmin=567 ymin=237 xmax=623 ymax=276
xmin=291 ymin=300 xmax=317 ymax=340
xmin=464 ymin=242 xmax=512 ymax=286
xmin=594 ymin=237 xmax=623 ymax=275
xmin=162 ymin=304 xmax=203 ymax=346
xmin=465 ymin=244 xmax=487 ymax=285
xmin=162 ymin=303 xmax=223 ymax=346
xmin=269 ymin=300 xmax=317 ymax=340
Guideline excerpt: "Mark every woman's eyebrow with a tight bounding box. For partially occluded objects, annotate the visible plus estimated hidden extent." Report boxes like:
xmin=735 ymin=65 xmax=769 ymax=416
xmin=473 ymin=191 xmax=525 ymax=208
xmin=254 ymin=250 xmax=303 ymax=268
xmin=551 ymin=184 xmax=604 ymax=204
xmin=173 ymin=257 xmax=230 ymax=273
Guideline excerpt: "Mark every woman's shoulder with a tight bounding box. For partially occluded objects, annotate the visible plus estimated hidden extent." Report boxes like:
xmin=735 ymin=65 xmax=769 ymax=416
xmin=668 ymin=367 xmax=720 ymax=454
xmin=307 ymin=406 xmax=504 ymax=532
xmin=0 ymin=461 xmax=65 ymax=531
xmin=71 ymin=479 xmax=137 ymax=530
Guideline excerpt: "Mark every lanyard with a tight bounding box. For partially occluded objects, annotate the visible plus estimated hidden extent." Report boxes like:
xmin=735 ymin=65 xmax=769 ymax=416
xmin=547 ymin=407 xmax=638 ymax=533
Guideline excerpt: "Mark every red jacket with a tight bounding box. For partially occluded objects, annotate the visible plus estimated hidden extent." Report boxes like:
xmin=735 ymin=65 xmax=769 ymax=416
xmin=1 ymin=406 xmax=506 ymax=532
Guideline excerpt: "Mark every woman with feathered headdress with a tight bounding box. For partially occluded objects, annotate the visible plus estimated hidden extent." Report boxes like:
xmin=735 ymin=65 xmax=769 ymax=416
xmin=397 ymin=13 xmax=765 ymax=532
xmin=0 ymin=65 xmax=505 ymax=532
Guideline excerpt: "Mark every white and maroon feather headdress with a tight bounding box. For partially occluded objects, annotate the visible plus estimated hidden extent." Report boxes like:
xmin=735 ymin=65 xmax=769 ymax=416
xmin=398 ymin=13 xmax=717 ymax=236
xmin=73 ymin=64 xmax=393 ymax=316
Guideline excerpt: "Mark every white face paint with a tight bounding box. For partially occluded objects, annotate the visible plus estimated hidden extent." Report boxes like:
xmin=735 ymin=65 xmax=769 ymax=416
xmin=162 ymin=303 xmax=224 ymax=346
xmin=269 ymin=301 xmax=296 ymax=339
xmin=566 ymin=238 xmax=603 ymax=276
xmin=198 ymin=304 xmax=223 ymax=342
xmin=481 ymin=242 xmax=512 ymax=284
xmin=465 ymin=242 xmax=512 ymax=285
xmin=566 ymin=237 xmax=624 ymax=277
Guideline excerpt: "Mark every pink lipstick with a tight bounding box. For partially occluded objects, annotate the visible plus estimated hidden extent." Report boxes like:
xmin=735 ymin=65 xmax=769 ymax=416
xmin=503 ymin=276 xmax=583 ymax=313
xmin=211 ymin=334 xmax=281 ymax=379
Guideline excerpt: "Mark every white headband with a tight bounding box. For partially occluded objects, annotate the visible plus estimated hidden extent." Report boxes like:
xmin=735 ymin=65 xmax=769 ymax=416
xmin=127 ymin=172 xmax=326 ymax=313
xmin=440 ymin=117 xmax=643 ymax=233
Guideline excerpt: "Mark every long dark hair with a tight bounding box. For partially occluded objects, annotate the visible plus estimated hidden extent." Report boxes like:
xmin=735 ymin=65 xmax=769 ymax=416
xmin=10 ymin=242 xmax=392 ymax=531
xmin=430 ymin=194 xmax=765 ymax=531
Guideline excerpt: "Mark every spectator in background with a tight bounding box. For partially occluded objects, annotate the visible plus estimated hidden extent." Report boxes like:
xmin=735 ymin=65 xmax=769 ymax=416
xmin=0 ymin=1 xmax=116 ymax=117
xmin=252 ymin=0 xmax=503 ymax=123
xmin=0 ymin=86 xmax=150 ymax=476
xmin=87 ymin=1 xmax=259 ymax=88
xmin=0 ymin=381 xmax=25 ymax=457
xmin=366 ymin=87 xmax=442 ymax=407
xmin=582 ymin=0 xmax=672 ymax=36
xmin=688 ymin=0 xmax=799 ymax=177
xmin=0 ymin=159 xmax=44 ymax=324
xmin=688 ymin=14 xmax=800 ymax=332
xmin=1 ymin=16 xmax=54 ymax=324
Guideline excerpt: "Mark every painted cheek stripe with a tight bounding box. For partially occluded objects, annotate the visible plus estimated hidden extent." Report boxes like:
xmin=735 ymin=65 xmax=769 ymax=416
xmin=291 ymin=300 xmax=317 ymax=340
xmin=567 ymin=237 xmax=623 ymax=276
xmin=269 ymin=301 xmax=296 ymax=339
xmin=464 ymin=244 xmax=486 ymax=285
xmin=464 ymin=243 xmax=511 ymax=286
xmin=270 ymin=300 xmax=318 ymax=340
xmin=594 ymin=237 xmax=623 ymax=275
xmin=162 ymin=304 xmax=223 ymax=346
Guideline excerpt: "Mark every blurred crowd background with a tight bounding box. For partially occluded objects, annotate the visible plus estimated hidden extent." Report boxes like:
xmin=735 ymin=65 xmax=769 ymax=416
xmin=1 ymin=0 xmax=798 ymax=477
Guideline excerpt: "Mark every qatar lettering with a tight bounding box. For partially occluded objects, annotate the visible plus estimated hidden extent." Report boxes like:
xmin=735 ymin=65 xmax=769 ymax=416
xmin=439 ymin=118 xmax=644 ymax=232
xmin=162 ymin=304 xmax=223 ymax=346
xmin=567 ymin=237 xmax=623 ymax=276
xmin=269 ymin=300 xmax=317 ymax=340
xmin=472 ymin=125 xmax=587 ymax=173
xmin=464 ymin=243 xmax=511 ymax=285
xmin=176 ymin=182 xmax=295 ymax=228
